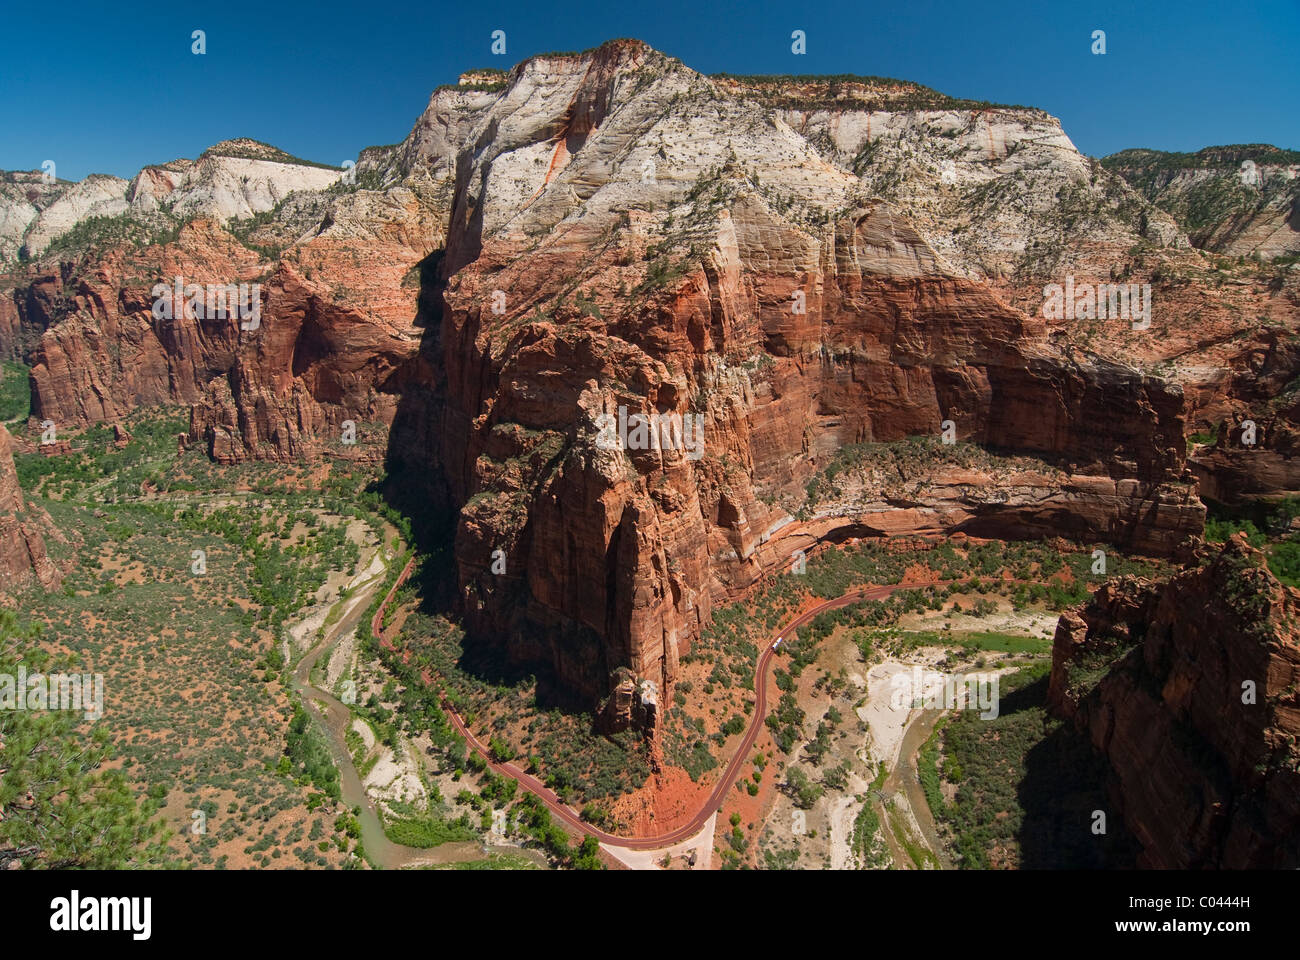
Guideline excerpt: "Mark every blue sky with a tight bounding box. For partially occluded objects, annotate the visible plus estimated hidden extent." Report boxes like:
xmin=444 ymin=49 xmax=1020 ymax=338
xmin=3 ymin=0 xmax=1297 ymax=181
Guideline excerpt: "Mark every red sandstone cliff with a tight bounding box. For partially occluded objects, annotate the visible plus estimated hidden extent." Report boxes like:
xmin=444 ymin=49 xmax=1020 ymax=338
xmin=4 ymin=40 xmax=1296 ymax=720
xmin=0 ymin=423 xmax=62 ymax=595
xmin=426 ymin=41 xmax=1205 ymax=715
xmin=1049 ymin=535 xmax=1300 ymax=868
xmin=22 ymin=221 xmax=260 ymax=424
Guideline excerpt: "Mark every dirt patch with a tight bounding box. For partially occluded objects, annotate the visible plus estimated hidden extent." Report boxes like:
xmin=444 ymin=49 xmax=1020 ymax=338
xmin=362 ymin=741 xmax=428 ymax=815
xmin=608 ymin=764 xmax=713 ymax=837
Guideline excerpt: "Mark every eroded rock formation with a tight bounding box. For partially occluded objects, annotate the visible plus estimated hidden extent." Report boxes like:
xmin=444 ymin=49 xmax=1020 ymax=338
xmin=426 ymin=41 xmax=1204 ymax=716
xmin=1191 ymin=411 xmax=1300 ymax=503
xmin=1049 ymin=536 xmax=1300 ymax=868
xmin=0 ymin=424 xmax=62 ymax=594
xmin=3 ymin=40 xmax=1296 ymax=721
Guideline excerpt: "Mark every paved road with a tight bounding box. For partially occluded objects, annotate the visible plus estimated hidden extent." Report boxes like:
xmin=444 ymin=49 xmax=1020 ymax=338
xmin=374 ymin=561 xmax=970 ymax=851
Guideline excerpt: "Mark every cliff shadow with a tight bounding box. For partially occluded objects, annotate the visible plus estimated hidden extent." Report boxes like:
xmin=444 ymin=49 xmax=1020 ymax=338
xmin=378 ymin=247 xmax=591 ymax=717
xmin=1013 ymin=675 xmax=1142 ymax=869
xmin=381 ymin=247 xmax=456 ymax=599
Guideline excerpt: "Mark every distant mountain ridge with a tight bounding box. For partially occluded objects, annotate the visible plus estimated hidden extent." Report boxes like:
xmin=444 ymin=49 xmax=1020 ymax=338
xmin=0 ymin=139 xmax=346 ymax=262
xmin=1103 ymin=144 xmax=1300 ymax=257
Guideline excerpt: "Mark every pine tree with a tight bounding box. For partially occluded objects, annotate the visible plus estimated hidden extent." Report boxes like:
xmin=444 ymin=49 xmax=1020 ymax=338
xmin=0 ymin=611 xmax=169 ymax=868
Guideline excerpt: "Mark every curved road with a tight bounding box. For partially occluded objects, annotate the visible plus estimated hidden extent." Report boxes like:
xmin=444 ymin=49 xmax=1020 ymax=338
xmin=374 ymin=561 xmax=996 ymax=851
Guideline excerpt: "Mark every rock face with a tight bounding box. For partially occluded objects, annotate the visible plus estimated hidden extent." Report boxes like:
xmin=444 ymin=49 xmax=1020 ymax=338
xmin=357 ymin=83 xmax=504 ymax=187
xmin=1104 ymin=145 xmax=1300 ymax=258
xmin=0 ymin=140 xmax=347 ymax=261
xmin=0 ymin=423 xmax=61 ymax=594
xmin=2 ymin=40 xmax=1292 ymax=723
xmin=1 ymin=171 xmax=109 ymax=263
xmin=128 ymin=140 xmax=346 ymax=224
xmin=421 ymin=40 xmax=1204 ymax=718
xmin=726 ymin=75 xmax=1186 ymax=282
xmin=186 ymin=184 xmax=444 ymax=463
xmin=22 ymin=221 xmax=259 ymax=424
xmin=6 ymin=194 xmax=444 ymax=462
xmin=19 ymin=174 xmax=133 ymax=257
xmin=1181 ymin=308 xmax=1300 ymax=505
xmin=1191 ymin=411 xmax=1300 ymax=503
xmin=1049 ymin=536 xmax=1300 ymax=868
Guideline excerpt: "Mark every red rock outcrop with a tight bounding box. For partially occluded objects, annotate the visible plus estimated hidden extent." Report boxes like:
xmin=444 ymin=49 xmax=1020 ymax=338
xmin=427 ymin=43 xmax=1205 ymax=719
xmin=1190 ymin=411 xmax=1300 ymax=503
xmin=23 ymin=221 xmax=260 ymax=424
xmin=1049 ymin=535 xmax=1300 ymax=868
xmin=187 ymin=247 xmax=428 ymax=465
xmin=0 ymin=424 xmax=62 ymax=594
xmin=9 ymin=197 xmax=443 ymax=464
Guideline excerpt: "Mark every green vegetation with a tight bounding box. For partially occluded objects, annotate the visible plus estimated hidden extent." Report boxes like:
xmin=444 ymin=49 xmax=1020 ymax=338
xmin=850 ymin=802 xmax=889 ymax=869
xmin=1204 ymin=496 xmax=1300 ymax=587
xmin=2 ymin=397 xmax=1188 ymax=871
xmin=8 ymin=435 xmax=395 ymax=868
xmin=328 ymin=167 xmax=386 ymax=192
xmin=1102 ymin=145 xmax=1300 ymax=244
xmin=672 ymin=737 xmax=718 ymax=781
xmin=666 ymin=527 xmax=1164 ymax=807
xmin=1105 ymin=144 xmax=1300 ymax=171
xmin=226 ymin=203 xmax=291 ymax=259
xmin=14 ymin=408 xmax=188 ymax=499
xmin=0 ymin=611 xmax=169 ymax=868
xmin=510 ymin=793 xmax=602 ymax=869
xmin=201 ymin=140 xmax=345 ymax=171
xmin=933 ymin=663 xmax=1139 ymax=868
xmin=886 ymin=628 xmax=1053 ymax=657
xmin=362 ymin=578 xmax=651 ymax=806
xmin=710 ymin=72 xmax=1035 ymax=113
xmin=173 ymin=502 xmax=358 ymax=631
xmin=1216 ymin=540 xmax=1277 ymax=640
xmin=433 ymin=80 xmax=508 ymax=93
xmin=787 ymin=524 xmax=1161 ymax=603
xmin=1206 ymin=515 xmax=1267 ymax=548
xmin=574 ymin=290 xmax=603 ymax=319
xmin=0 ymin=360 xmax=30 ymax=421
xmin=917 ymin=720 xmax=949 ymax=818
xmin=783 ymin=766 xmax=823 ymax=809
xmin=428 ymin=851 xmax=542 ymax=870
xmin=383 ymin=811 xmax=477 ymax=848
xmin=1266 ymin=539 xmax=1300 ymax=588
xmin=634 ymin=252 xmax=693 ymax=296
xmin=41 ymin=213 xmax=183 ymax=260
xmin=765 ymin=689 xmax=807 ymax=755
xmin=1187 ymin=423 xmax=1219 ymax=448
xmin=888 ymin=802 xmax=939 ymax=869
xmin=284 ymin=704 xmax=341 ymax=802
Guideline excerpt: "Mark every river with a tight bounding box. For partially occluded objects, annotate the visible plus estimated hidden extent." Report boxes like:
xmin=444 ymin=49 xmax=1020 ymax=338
xmin=288 ymin=520 xmax=539 ymax=869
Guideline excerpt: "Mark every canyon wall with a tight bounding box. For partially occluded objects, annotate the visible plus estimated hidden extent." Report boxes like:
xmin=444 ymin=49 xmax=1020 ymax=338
xmin=1049 ymin=535 xmax=1300 ymax=868
xmin=6 ymin=40 xmax=1296 ymax=719
xmin=0 ymin=424 xmax=62 ymax=594
xmin=426 ymin=41 xmax=1204 ymax=714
